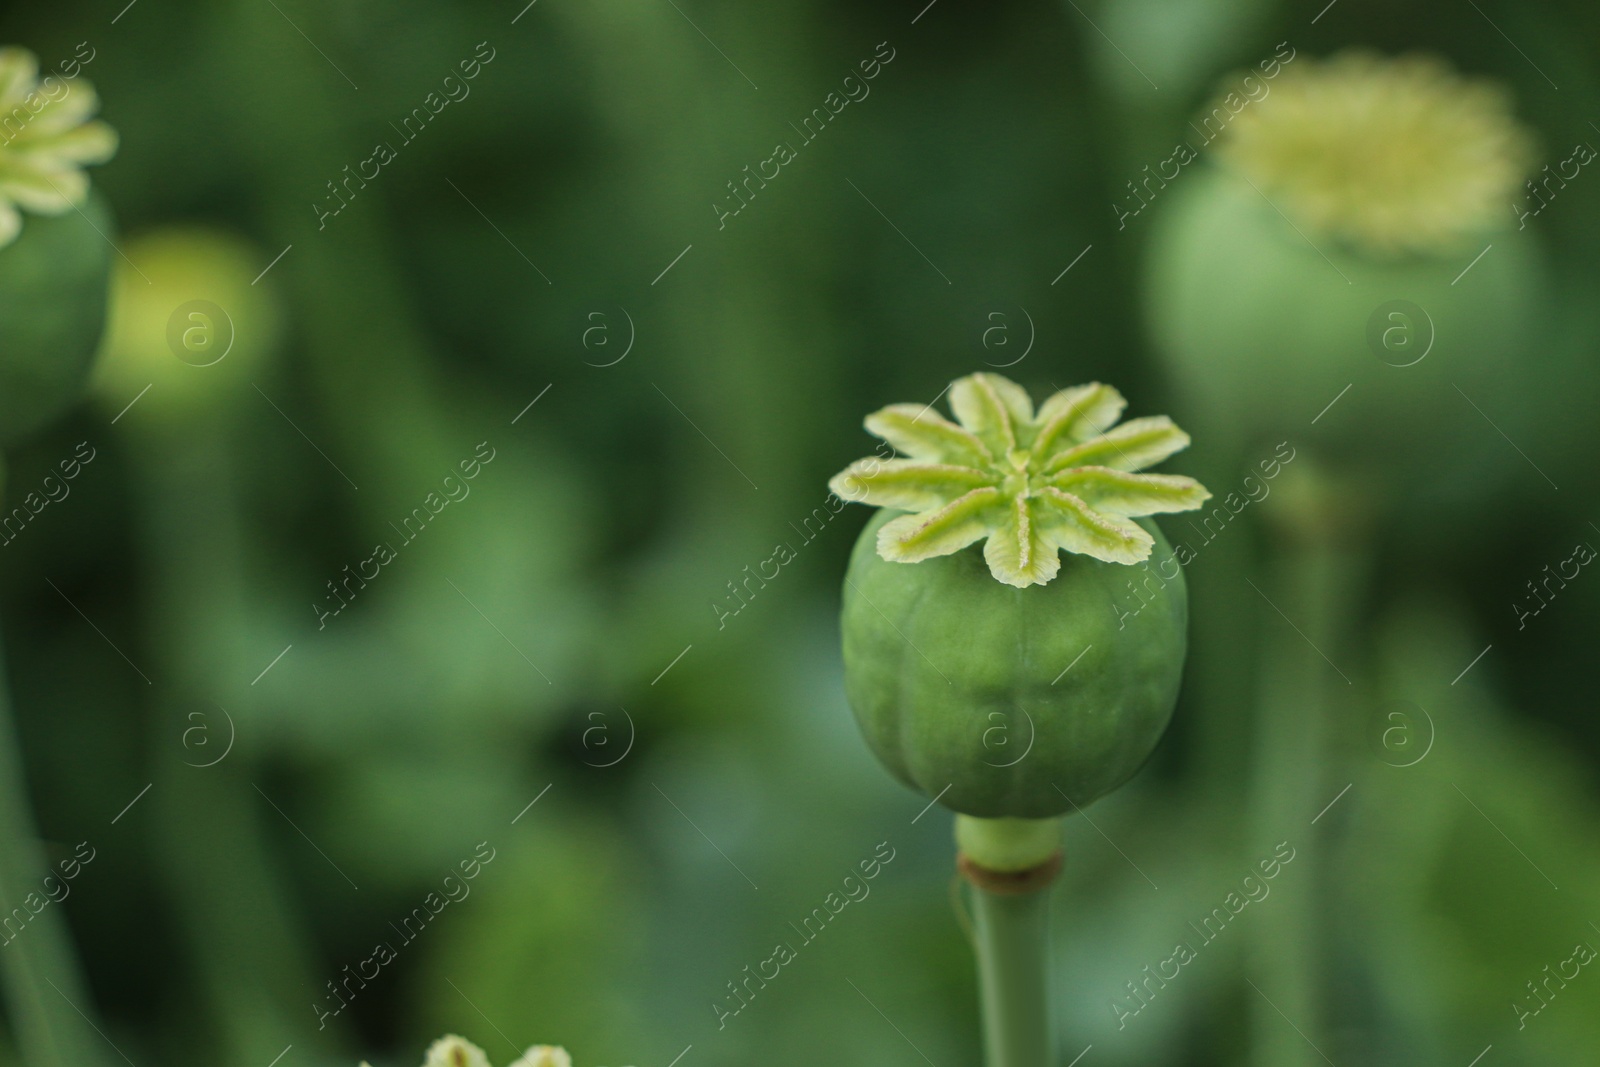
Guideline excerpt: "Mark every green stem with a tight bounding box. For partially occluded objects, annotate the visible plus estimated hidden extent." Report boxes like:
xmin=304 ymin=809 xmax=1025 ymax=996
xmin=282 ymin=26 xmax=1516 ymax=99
xmin=1246 ymin=472 xmax=1365 ymax=1067
xmin=1245 ymin=554 xmax=1329 ymax=1067
xmin=0 ymin=629 xmax=107 ymax=1067
xmin=971 ymin=885 xmax=1053 ymax=1067
xmin=124 ymin=417 xmax=332 ymax=1066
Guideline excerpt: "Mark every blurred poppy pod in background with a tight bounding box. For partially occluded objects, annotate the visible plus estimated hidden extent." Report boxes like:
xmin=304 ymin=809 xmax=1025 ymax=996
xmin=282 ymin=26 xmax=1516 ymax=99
xmin=93 ymin=227 xmax=283 ymax=426
xmin=1146 ymin=52 xmax=1547 ymax=471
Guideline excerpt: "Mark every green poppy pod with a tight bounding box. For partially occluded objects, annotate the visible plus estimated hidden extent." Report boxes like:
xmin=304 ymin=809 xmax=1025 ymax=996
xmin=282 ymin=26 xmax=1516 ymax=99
xmin=92 ymin=226 xmax=283 ymax=423
xmin=842 ymin=509 xmax=1187 ymax=817
xmin=1146 ymin=52 xmax=1546 ymax=466
xmin=1147 ymin=167 xmax=1544 ymax=462
xmin=829 ymin=373 xmax=1206 ymax=818
xmin=0 ymin=47 xmax=119 ymax=443
xmin=0 ymin=194 xmax=113 ymax=443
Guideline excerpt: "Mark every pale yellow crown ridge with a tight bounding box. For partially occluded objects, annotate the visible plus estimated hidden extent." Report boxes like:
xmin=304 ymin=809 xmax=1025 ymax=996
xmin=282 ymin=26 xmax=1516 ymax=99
xmin=1213 ymin=50 xmax=1536 ymax=258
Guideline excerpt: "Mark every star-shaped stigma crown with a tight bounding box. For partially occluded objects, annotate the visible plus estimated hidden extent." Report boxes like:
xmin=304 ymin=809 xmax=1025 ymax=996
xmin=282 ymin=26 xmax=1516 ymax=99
xmin=362 ymin=1035 xmax=577 ymax=1067
xmin=0 ymin=46 xmax=118 ymax=248
xmin=828 ymin=374 xmax=1210 ymax=588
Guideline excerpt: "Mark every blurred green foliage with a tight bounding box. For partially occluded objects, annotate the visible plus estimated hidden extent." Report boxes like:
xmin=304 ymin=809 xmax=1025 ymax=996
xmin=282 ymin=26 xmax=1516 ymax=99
xmin=1 ymin=0 xmax=1598 ymax=1065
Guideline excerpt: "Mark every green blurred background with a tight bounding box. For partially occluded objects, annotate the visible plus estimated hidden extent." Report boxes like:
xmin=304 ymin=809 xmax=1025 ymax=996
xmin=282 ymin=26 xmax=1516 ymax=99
xmin=1 ymin=0 xmax=1598 ymax=1064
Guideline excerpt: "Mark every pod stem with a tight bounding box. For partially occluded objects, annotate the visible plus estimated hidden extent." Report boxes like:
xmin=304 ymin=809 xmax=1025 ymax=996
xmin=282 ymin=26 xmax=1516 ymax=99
xmin=956 ymin=815 xmax=1062 ymax=1067
xmin=1247 ymin=467 xmax=1366 ymax=1067
xmin=968 ymin=876 xmax=1055 ymax=1067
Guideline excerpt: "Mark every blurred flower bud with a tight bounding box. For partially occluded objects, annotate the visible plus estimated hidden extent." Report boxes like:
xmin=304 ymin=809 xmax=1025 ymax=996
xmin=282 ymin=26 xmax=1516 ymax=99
xmin=370 ymin=1037 xmax=580 ymax=1067
xmin=93 ymin=227 xmax=282 ymax=424
xmin=423 ymin=1035 xmax=492 ymax=1067
xmin=1146 ymin=52 xmax=1546 ymax=464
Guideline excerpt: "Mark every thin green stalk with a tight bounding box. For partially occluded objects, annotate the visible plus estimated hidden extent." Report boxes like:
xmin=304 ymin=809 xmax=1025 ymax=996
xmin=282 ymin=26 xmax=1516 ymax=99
xmin=0 ymin=630 xmax=108 ymax=1067
xmin=1246 ymin=472 xmax=1364 ymax=1067
xmin=125 ymin=420 xmax=332 ymax=1066
xmin=971 ymin=885 xmax=1053 ymax=1067
xmin=1246 ymin=551 xmax=1330 ymax=1067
